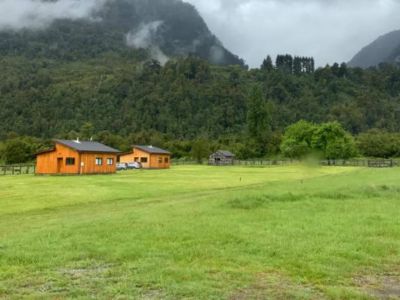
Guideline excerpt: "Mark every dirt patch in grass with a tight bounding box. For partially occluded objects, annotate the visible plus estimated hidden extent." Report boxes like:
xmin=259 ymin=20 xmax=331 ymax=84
xmin=9 ymin=262 xmax=116 ymax=297
xmin=59 ymin=262 xmax=114 ymax=280
xmin=229 ymin=272 xmax=324 ymax=300
xmin=354 ymin=269 xmax=400 ymax=299
xmin=140 ymin=289 xmax=166 ymax=299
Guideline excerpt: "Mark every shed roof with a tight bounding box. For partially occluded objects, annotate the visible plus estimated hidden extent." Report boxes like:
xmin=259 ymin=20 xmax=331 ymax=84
xmin=134 ymin=145 xmax=171 ymax=155
xmin=54 ymin=139 xmax=120 ymax=153
xmin=214 ymin=150 xmax=235 ymax=157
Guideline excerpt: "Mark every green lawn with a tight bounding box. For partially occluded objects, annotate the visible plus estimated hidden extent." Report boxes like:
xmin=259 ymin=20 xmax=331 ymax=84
xmin=0 ymin=165 xmax=399 ymax=299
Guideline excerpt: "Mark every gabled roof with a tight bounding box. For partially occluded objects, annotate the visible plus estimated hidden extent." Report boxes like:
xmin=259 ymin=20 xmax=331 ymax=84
xmin=54 ymin=139 xmax=120 ymax=153
xmin=215 ymin=150 xmax=235 ymax=157
xmin=134 ymin=145 xmax=171 ymax=155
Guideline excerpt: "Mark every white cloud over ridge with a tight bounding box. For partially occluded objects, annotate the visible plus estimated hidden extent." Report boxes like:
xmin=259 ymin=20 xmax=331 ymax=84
xmin=0 ymin=0 xmax=399 ymax=67
xmin=0 ymin=0 xmax=106 ymax=30
xmin=126 ymin=21 xmax=169 ymax=65
xmin=184 ymin=0 xmax=400 ymax=67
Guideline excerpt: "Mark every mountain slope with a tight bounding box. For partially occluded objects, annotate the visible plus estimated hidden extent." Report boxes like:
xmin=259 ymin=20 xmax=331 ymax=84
xmin=349 ymin=30 xmax=400 ymax=68
xmin=0 ymin=0 xmax=244 ymax=66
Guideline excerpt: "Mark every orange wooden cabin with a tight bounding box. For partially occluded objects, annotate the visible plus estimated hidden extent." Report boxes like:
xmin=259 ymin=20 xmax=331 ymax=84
xmin=119 ymin=145 xmax=171 ymax=169
xmin=36 ymin=139 xmax=120 ymax=175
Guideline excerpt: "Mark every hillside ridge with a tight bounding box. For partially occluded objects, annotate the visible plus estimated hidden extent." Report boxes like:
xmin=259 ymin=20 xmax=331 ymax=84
xmin=349 ymin=29 xmax=400 ymax=68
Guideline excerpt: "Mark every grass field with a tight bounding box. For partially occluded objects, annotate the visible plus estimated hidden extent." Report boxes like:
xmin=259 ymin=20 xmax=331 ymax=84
xmin=0 ymin=165 xmax=399 ymax=299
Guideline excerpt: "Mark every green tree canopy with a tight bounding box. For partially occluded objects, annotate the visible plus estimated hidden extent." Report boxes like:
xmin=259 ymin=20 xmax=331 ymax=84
xmin=357 ymin=129 xmax=400 ymax=158
xmin=0 ymin=137 xmax=48 ymax=164
xmin=281 ymin=121 xmax=357 ymax=159
xmin=280 ymin=120 xmax=317 ymax=158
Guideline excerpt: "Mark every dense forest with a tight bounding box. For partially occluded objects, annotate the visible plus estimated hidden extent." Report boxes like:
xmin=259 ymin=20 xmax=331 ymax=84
xmin=1 ymin=49 xmax=400 ymax=163
xmin=1 ymin=0 xmax=400 ymax=163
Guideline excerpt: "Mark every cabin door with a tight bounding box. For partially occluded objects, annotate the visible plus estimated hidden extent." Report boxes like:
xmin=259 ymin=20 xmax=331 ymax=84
xmin=57 ymin=158 xmax=63 ymax=173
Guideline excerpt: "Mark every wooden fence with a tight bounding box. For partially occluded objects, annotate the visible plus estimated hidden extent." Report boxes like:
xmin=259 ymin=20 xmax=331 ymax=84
xmin=0 ymin=165 xmax=36 ymax=176
xmin=233 ymin=160 xmax=299 ymax=166
xmin=173 ymin=159 xmax=398 ymax=168
xmin=320 ymin=159 xmax=396 ymax=168
xmin=0 ymin=159 xmax=396 ymax=176
xmin=235 ymin=159 xmax=397 ymax=168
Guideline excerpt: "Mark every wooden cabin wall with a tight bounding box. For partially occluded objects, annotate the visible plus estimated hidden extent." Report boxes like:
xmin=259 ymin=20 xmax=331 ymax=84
xmin=36 ymin=143 xmax=80 ymax=174
xmin=119 ymin=153 xmax=137 ymax=164
xmin=80 ymin=153 xmax=117 ymax=174
xmin=149 ymin=154 xmax=170 ymax=169
xmin=120 ymin=148 xmax=171 ymax=169
xmin=120 ymin=148 xmax=151 ymax=168
xmin=36 ymin=143 xmax=117 ymax=175
xmin=36 ymin=151 xmax=57 ymax=174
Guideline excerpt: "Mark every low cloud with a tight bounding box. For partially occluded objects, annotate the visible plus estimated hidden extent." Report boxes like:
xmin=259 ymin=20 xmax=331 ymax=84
xmin=126 ymin=21 xmax=163 ymax=49
xmin=0 ymin=0 xmax=106 ymax=31
xmin=126 ymin=21 xmax=169 ymax=65
xmin=184 ymin=0 xmax=400 ymax=67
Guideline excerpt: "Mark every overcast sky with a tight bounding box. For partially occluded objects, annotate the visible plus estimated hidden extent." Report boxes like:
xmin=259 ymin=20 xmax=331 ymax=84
xmin=1 ymin=0 xmax=399 ymax=67
xmin=0 ymin=0 xmax=105 ymax=30
xmin=184 ymin=0 xmax=400 ymax=67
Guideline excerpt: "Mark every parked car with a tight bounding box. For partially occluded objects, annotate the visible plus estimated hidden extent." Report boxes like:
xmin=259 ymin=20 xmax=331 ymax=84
xmin=127 ymin=162 xmax=142 ymax=169
xmin=116 ymin=163 xmax=127 ymax=171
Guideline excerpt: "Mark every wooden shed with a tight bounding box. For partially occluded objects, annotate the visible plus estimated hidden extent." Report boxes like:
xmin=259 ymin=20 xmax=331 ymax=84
xmin=209 ymin=150 xmax=235 ymax=166
xmin=119 ymin=145 xmax=171 ymax=169
xmin=36 ymin=139 xmax=120 ymax=175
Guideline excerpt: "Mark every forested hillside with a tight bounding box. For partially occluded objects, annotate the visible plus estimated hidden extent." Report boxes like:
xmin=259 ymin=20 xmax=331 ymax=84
xmin=0 ymin=0 xmax=244 ymax=66
xmin=1 ymin=0 xmax=400 ymax=162
xmin=1 ymin=51 xmax=400 ymax=161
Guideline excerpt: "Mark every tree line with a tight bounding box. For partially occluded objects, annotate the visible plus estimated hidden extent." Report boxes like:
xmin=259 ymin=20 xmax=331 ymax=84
xmin=1 ymin=51 xmax=400 ymax=164
xmin=261 ymin=54 xmax=315 ymax=74
xmin=1 ymin=118 xmax=399 ymax=164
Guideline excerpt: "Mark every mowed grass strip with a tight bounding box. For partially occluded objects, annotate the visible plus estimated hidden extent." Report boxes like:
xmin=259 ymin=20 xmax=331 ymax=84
xmin=0 ymin=165 xmax=399 ymax=299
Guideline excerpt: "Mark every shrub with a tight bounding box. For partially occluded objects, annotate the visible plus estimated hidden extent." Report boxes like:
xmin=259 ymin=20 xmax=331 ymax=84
xmin=281 ymin=121 xmax=357 ymax=159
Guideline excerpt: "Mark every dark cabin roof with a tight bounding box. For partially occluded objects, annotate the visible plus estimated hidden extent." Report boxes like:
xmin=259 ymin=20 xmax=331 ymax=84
xmin=54 ymin=139 xmax=120 ymax=153
xmin=134 ymin=145 xmax=171 ymax=155
xmin=214 ymin=150 xmax=235 ymax=158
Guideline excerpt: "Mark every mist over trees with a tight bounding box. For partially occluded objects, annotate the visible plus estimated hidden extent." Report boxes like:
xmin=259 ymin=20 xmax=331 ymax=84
xmin=349 ymin=29 xmax=400 ymax=69
xmin=0 ymin=0 xmax=244 ymax=66
xmin=0 ymin=1 xmax=400 ymax=163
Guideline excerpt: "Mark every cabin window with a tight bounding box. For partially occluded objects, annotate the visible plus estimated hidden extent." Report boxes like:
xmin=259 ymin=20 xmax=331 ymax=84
xmin=158 ymin=157 xmax=163 ymax=163
xmin=96 ymin=158 xmax=103 ymax=165
xmin=107 ymin=158 xmax=114 ymax=165
xmin=164 ymin=157 xmax=169 ymax=163
xmin=66 ymin=158 xmax=75 ymax=166
xmin=134 ymin=157 xmax=139 ymax=162
xmin=140 ymin=157 xmax=148 ymax=163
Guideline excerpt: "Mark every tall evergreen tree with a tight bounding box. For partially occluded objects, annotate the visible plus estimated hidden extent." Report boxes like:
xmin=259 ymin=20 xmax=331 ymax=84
xmin=338 ymin=62 xmax=348 ymax=78
xmin=247 ymin=86 xmax=272 ymax=156
xmin=276 ymin=54 xmax=294 ymax=74
xmin=310 ymin=57 xmax=315 ymax=73
xmin=261 ymin=55 xmax=274 ymax=72
xmin=293 ymin=57 xmax=302 ymax=75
